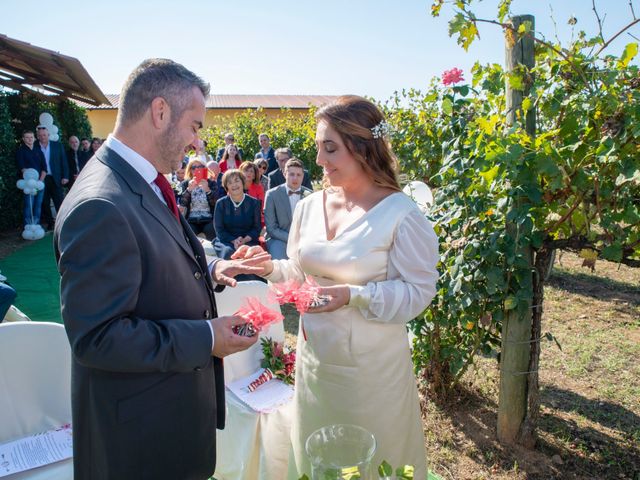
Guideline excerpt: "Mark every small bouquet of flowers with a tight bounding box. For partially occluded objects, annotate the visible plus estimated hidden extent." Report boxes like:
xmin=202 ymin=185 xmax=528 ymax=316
xmin=232 ymin=296 xmax=284 ymax=337
xmin=269 ymin=277 xmax=331 ymax=314
xmin=247 ymin=337 xmax=296 ymax=392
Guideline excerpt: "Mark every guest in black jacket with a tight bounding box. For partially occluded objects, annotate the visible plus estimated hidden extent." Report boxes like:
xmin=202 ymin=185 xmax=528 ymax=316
xmin=267 ymin=147 xmax=313 ymax=190
xmin=66 ymin=135 xmax=84 ymax=189
xmin=16 ymin=130 xmax=47 ymax=226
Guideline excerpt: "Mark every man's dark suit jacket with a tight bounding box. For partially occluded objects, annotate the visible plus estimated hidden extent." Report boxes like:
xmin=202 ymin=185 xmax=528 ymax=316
xmin=67 ymin=148 xmax=79 ymax=177
xmin=78 ymin=149 xmax=91 ymax=171
xmin=267 ymin=167 xmax=313 ymax=191
xmin=38 ymin=140 xmax=69 ymax=185
xmin=54 ymin=145 xmax=225 ymax=480
xmin=67 ymin=148 xmax=91 ymax=178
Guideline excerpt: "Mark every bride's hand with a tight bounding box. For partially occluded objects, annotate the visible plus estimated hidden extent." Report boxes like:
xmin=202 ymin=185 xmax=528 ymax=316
xmin=307 ymin=285 xmax=350 ymax=313
xmin=231 ymin=245 xmax=274 ymax=276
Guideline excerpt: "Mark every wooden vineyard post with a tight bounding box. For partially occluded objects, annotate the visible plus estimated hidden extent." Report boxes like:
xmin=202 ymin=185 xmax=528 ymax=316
xmin=497 ymin=14 xmax=536 ymax=444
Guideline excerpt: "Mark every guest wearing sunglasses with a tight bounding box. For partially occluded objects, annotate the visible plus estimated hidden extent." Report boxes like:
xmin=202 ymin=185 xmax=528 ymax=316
xmin=254 ymin=158 xmax=269 ymax=193
xmin=179 ymin=157 xmax=219 ymax=240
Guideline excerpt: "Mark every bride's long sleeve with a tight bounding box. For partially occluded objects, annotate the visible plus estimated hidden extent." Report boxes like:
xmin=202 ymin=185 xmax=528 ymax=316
xmin=348 ymin=208 xmax=439 ymax=324
xmin=264 ymin=198 xmax=307 ymax=284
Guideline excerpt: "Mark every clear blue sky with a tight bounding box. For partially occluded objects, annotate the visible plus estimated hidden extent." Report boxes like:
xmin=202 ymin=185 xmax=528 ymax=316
xmin=0 ymin=1 xmax=635 ymax=101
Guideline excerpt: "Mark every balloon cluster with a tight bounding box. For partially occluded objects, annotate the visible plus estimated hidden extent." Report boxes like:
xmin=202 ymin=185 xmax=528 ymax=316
xmin=16 ymin=168 xmax=45 ymax=196
xmin=16 ymin=168 xmax=46 ymax=240
xmin=402 ymin=181 xmax=434 ymax=214
xmin=38 ymin=112 xmax=60 ymax=141
xmin=22 ymin=224 xmax=45 ymax=241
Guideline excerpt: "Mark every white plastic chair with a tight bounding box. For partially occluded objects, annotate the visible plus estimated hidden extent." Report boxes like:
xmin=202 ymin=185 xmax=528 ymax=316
xmin=0 ymin=321 xmax=73 ymax=479
xmin=215 ymin=280 xmax=285 ymax=383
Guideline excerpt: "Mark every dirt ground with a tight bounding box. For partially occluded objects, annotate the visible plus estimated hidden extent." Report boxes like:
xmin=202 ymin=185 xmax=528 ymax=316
xmin=419 ymin=252 xmax=640 ymax=480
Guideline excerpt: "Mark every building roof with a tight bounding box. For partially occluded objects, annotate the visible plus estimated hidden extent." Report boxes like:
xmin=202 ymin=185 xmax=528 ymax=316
xmin=0 ymin=33 xmax=110 ymax=106
xmin=75 ymin=94 xmax=339 ymax=110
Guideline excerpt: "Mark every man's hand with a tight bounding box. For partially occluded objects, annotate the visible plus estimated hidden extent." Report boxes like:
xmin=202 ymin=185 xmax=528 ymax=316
xmin=210 ymin=315 xmax=258 ymax=358
xmin=61 ymin=178 xmax=69 ymax=185
xmin=212 ymin=249 xmax=272 ymax=287
xmin=232 ymin=245 xmax=274 ymax=276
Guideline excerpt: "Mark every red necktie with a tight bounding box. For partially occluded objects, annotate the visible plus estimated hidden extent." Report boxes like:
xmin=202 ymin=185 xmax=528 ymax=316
xmin=154 ymin=173 xmax=180 ymax=221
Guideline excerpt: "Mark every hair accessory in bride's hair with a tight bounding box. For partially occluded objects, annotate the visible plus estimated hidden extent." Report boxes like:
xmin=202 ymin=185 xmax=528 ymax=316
xmin=370 ymin=120 xmax=390 ymax=139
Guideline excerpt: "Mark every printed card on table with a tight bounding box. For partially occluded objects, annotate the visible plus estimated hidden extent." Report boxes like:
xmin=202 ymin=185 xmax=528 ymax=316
xmin=227 ymin=369 xmax=294 ymax=413
xmin=0 ymin=424 xmax=72 ymax=477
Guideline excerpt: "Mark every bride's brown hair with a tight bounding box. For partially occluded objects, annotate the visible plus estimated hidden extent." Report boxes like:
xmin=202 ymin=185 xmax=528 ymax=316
xmin=316 ymin=95 xmax=400 ymax=191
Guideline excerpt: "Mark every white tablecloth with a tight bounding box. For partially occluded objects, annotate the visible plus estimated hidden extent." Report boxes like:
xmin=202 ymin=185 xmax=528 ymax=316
xmin=215 ymin=391 xmax=293 ymax=480
xmin=213 ymin=280 xmax=293 ymax=480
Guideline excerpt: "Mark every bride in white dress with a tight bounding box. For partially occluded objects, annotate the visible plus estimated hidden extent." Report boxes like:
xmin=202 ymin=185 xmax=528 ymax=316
xmin=234 ymin=95 xmax=439 ymax=479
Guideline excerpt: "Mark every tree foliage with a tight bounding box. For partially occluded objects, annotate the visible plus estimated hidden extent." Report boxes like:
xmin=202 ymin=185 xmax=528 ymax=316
xmin=391 ymin=2 xmax=640 ymax=395
xmin=200 ymin=108 xmax=321 ymax=179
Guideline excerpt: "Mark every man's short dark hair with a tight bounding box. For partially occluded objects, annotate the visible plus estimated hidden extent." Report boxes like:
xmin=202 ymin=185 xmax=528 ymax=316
xmin=117 ymin=58 xmax=210 ymax=126
xmin=22 ymin=130 xmax=34 ymax=136
xmin=80 ymin=137 xmax=89 ymax=143
xmin=285 ymin=158 xmax=304 ymax=171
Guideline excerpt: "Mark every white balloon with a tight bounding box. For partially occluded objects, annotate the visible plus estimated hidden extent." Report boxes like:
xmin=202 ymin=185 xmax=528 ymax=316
xmin=26 ymin=179 xmax=37 ymax=188
xmin=49 ymin=125 xmax=59 ymax=135
xmin=23 ymin=187 xmax=33 ymax=195
xmin=33 ymin=228 xmax=45 ymax=240
xmin=39 ymin=112 xmax=54 ymax=126
xmin=16 ymin=179 xmax=26 ymax=190
xmin=23 ymin=168 xmax=38 ymax=181
xmin=25 ymin=224 xmax=35 ymax=231
xmin=50 ymin=133 xmax=59 ymax=142
xmin=36 ymin=181 xmax=45 ymax=191
xmin=402 ymin=181 xmax=434 ymax=213
xmin=22 ymin=229 xmax=36 ymax=240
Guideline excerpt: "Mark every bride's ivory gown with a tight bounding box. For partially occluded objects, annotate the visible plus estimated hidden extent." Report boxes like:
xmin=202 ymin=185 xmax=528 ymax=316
xmin=266 ymin=191 xmax=439 ymax=479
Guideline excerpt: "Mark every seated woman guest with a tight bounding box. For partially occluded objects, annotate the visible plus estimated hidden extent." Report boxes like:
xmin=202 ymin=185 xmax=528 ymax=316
xmin=213 ymin=169 xmax=261 ymax=260
xmin=254 ymin=158 xmax=269 ymax=192
xmin=240 ymin=160 xmax=265 ymax=227
xmin=179 ymin=158 xmax=219 ymax=240
xmin=240 ymin=159 xmax=264 ymax=200
xmin=219 ymin=144 xmax=241 ymax=173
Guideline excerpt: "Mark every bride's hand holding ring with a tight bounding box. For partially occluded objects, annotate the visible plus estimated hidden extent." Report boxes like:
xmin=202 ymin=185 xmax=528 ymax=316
xmin=231 ymin=245 xmax=274 ymax=276
xmin=307 ymin=285 xmax=350 ymax=313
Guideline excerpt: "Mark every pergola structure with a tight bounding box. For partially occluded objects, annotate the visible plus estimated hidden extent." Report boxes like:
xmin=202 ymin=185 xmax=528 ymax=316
xmin=0 ymin=33 xmax=109 ymax=106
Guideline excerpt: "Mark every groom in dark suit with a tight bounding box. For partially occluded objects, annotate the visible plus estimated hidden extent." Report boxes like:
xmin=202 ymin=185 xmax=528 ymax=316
xmin=54 ymin=59 xmax=268 ymax=480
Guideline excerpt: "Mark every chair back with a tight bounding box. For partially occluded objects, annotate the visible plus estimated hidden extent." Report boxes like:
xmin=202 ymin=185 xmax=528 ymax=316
xmin=215 ymin=281 xmax=285 ymax=383
xmin=0 ymin=321 xmax=73 ymax=479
